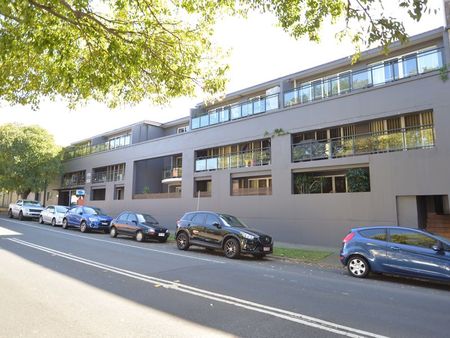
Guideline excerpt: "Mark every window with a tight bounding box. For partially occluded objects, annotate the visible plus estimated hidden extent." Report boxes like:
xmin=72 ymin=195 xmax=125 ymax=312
xmin=91 ymin=188 xmax=106 ymax=201
xmin=206 ymin=214 xmax=220 ymax=226
xmin=114 ymin=186 xmax=124 ymax=200
xmin=194 ymin=179 xmax=212 ymax=197
xmin=117 ymin=213 xmax=129 ymax=221
xmin=390 ymin=229 xmax=437 ymax=249
xmin=220 ymin=108 xmax=230 ymax=122
xmin=360 ymin=228 xmax=387 ymax=241
xmin=177 ymin=126 xmax=189 ymax=133
xmin=127 ymin=213 xmax=138 ymax=223
xmin=209 ymin=111 xmax=219 ymax=125
xmin=232 ymin=176 xmax=272 ymax=196
xmin=191 ymin=213 xmax=206 ymax=224
xmin=293 ymin=168 xmax=369 ymax=194
xmin=231 ymin=105 xmax=241 ymax=120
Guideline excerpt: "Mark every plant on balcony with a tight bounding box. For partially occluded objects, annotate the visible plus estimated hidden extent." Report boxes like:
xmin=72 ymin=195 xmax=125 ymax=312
xmin=346 ymin=168 xmax=370 ymax=192
xmin=294 ymin=174 xmax=322 ymax=194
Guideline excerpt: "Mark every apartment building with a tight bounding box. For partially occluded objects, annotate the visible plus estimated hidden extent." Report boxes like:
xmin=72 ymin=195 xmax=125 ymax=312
xmin=59 ymin=27 xmax=450 ymax=246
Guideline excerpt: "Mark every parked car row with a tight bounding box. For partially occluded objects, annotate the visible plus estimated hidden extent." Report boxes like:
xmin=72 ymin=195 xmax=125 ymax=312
xmin=8 ymin=201 xmax=273 ymax=259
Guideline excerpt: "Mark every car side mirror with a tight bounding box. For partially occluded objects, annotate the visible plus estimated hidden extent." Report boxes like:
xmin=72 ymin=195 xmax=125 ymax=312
xmin=132 ymin=220 xmax=137 ymax=225
xmin=213 ymin=222 xmax=221 ymax=229
xmin=432 ymin=243 xmax=444 ymax=252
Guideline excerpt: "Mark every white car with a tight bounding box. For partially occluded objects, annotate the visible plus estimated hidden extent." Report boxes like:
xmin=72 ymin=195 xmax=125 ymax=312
xmin=39 ymin=205 xmax=69 ymax=226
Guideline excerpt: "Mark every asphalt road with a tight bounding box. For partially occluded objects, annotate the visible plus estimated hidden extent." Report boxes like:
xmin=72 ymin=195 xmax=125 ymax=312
xmin=0 ymin=216 xmax=449 ymax=338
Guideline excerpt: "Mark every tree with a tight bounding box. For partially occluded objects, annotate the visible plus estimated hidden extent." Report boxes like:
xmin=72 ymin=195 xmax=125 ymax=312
xmin=0 ymin=0 xmax=432 ymax=108
xmin=0 ymin=123 xmax=62 ymax=198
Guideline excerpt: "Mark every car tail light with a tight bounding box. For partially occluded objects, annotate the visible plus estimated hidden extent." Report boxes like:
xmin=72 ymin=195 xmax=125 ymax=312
xmin=342 ymin=232 xmax=355 ymax=243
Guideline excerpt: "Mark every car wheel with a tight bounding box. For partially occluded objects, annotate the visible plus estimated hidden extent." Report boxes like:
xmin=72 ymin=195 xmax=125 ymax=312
xmin=8 ymin=209 xmax=13 ymax=218
xmin=62 ymin=218 xmax=68 ymax=229
xmin=18 ymin=211 xmax=24 ymax=221
xmin=135 ymin=230 xmax=144 ymax=242
xmin=110 ymin=226 xmax=118 ymax=238
xmin=80 ymin=221 xmax=88 ymax=233
xmin=224 ymin=238 xmax=240 ymax=259
xmin=39 ymin=216 xmax=44 ymax=224
xmin=51 ymin=218 xmax=57 ymax=227
xmin=347 ymin=255 xmax=370 ymax=278
xmin=176 ymin=232 xmax=189 ymax=250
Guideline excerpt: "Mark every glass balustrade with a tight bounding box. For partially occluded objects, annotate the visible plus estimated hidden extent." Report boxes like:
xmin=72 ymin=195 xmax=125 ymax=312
xmin=191 ymin=94 xmax=279 ymax=130
xmin=284 ymin=48 xmax=442 ymax=107
xmin=195 ymin=148 xmax=271 ymax=172
xmin=292 ymin=125 xmax=435 ymax=162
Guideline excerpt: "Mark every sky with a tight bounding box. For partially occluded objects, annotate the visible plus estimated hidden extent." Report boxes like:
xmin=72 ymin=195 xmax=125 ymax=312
xmin=0 ymin=0 xmax=446 ymax=146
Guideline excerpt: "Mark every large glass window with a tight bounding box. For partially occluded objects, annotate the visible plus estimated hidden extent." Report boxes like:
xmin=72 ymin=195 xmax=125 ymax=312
xmin=231 ymin=105 xmax=241 ymax=120
xmin=352 ymin=70 xmax=372 ymax=90
xmin=209 ymin=110 xmax=219 ymax=125
xmin=220 ymin=108 xmax=230 ymax=122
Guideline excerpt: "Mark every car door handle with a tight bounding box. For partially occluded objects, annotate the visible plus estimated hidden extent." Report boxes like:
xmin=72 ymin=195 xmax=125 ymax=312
xmin=390 ymin=246 xmax=400 ymax=251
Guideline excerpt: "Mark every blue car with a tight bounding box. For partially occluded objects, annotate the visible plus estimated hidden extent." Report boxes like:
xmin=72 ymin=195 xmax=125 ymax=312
xmin=340 ymin=226 xmax=450 ymax=282
xmin=62 ymin=206 xmax=113 ymax=233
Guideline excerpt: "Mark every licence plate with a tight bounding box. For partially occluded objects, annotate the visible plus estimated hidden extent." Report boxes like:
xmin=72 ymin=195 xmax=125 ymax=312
xmin=101 ymin=222 xmax=108 ymax=225
xmin=263 ymin=246 xmax=271 ymax=252
xmin=158 ymin=233 xmax=165 ymax=237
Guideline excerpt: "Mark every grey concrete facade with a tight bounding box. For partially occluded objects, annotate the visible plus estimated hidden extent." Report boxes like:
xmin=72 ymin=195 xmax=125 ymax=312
xmin=60 ymin=28 xmax=450 ymax=246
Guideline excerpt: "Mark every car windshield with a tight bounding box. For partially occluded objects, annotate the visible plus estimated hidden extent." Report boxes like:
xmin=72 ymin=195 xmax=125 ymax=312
xmin=219 ymin=214 xmax=247 ymax=228
xmin=55 ymin=206 xmax=68 ymax=213
xmin=23 ymin=201 xmax=41 ymax=206
xmin=84 ymin=207 xmax=102 ymax=215
xmin=136 ymin=214 xmax=158 ymax=224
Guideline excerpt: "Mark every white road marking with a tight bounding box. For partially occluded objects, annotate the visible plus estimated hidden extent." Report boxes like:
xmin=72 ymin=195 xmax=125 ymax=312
xmin=8 ymin=237 xmax=389 ymax=338
xmin=0 ymin=218 xmax=224 ymax=264
xmin=0 ymin=226 xmax=21 ymax=236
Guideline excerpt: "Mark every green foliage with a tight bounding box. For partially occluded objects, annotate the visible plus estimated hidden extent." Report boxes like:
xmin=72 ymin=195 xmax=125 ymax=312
xmin=294 ymin=173 xmax=322 ymax=194
xmin=142 ymin=186 xmax=151 ymax=194
xmin=0 ymin=124 xmax=62 ymax=197
xmin=439 ymin=64 xmax=448 ymax=82
xmin=0 ymin=1 xmax=431 ymax=108
xmin=346 ymin=168 xmax=370 ymax=192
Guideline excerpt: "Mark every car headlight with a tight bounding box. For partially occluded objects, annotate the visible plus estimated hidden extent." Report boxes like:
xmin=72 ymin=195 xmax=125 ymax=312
xmin=241 ymin=232 xmax=255 ymax=240
xmin=147 ymin=228 xmax=155 ymax=234
xmin=88 ymin=217 xmax=97 ymax=222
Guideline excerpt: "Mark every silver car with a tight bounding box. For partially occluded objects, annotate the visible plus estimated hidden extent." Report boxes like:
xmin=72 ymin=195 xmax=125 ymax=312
xmin=39 ymin=205 xmax=69 ymax=226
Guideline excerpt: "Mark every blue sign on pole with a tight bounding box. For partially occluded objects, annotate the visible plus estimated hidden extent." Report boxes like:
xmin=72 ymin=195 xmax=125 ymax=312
xmin=76 ymin=189 xmax=85 ymax=196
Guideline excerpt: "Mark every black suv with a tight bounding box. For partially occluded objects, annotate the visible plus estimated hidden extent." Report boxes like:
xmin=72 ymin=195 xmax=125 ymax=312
xmin=175 ymin=211 xmax=273 ymax=259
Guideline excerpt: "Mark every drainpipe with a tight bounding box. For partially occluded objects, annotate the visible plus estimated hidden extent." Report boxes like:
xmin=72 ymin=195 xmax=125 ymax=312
xmin=444 ymin=0 xmax=450 ymax=66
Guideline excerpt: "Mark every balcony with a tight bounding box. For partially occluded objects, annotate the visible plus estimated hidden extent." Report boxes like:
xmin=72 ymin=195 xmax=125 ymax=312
xmin=191 ymin=93 xmax=279 ymax=130
xmin=61 ymin=177 xmax=85 ymax=188
xmin=231 ymin=187 xmax=272 ymax=196
xmin=292 ymin=125 xmax=435 ymax=162
xmin=91 ymin=170 xmax=125 ymax=183
xmin=195 ymin=147 xmax=271 ymax=172
xmin=162 ymin=167 xmax=182 ymax=184
xmin=284 ymin=48 xmax=442 ymax=108
xmin=63 ymin=134 xmax=131 ymax=160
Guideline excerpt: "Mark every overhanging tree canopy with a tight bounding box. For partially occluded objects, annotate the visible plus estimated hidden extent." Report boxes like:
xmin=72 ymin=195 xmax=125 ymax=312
xmin=0 ymin=123 xmax=62 ymax=198
xmin=0 ymin=0 xmax=432 ymax=108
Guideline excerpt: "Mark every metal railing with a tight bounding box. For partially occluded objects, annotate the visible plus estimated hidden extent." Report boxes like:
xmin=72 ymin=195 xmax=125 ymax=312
xmin=284 ymin=48 xmax=443 ymax=107
xmin=231 ymin=187 xmax=272 ymax=196
xmin=191 ymin=94 xmax=279 ymax=130
xmin=91 ymin=170 xmax=125 ymax=183
xmin=195 ymin=147 xmax=271 ymax=172
xmin=292 ymin=125 xmax=435 ymax=162
xmin=162 ymin=167 xmax=183 ymax=179
xmin=61 ymin=177 xmax=86 ymax=187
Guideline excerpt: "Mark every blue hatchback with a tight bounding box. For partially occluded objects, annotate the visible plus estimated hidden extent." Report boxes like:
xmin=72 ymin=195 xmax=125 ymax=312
xmin=62 ymin=206 xmax=113 ymax=233
xmin=340 ymin=226 xmax=450 ymax=282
